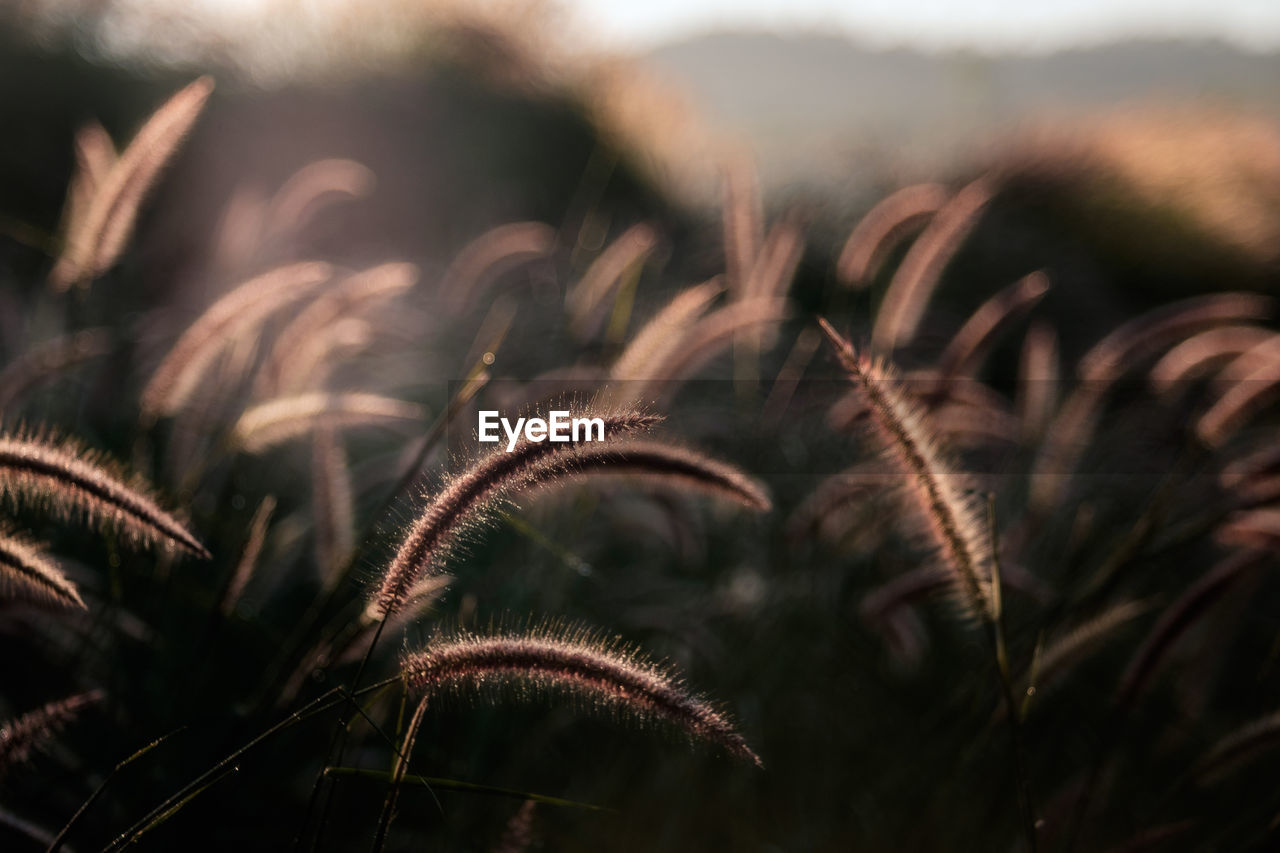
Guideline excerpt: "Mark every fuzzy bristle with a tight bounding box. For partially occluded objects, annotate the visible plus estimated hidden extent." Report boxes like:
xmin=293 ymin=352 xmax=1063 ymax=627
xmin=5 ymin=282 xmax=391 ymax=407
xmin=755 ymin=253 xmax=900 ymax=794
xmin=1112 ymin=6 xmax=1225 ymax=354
xmin=549 ymin=440 xmax=772 ymax=512
xmin=610 ymin=279 xmax=722 ymax=387
xmin=0 ymin=433 xmax=208 ymax=559
xmin=819 ymin=318 xmax=994 ymax=620
xmin=372 ymin=407 xmax=659 ymax=616
xmin=567 ymin=223 xmax=658 ymax=340
xmin=140 ymin=261 xmax=334 ymax=420
xmin=836 ymin=183 xmax=948 ymax=289
xmin=232 ymin=392 xmax=425 ymax=453
xmin=402 ymin=625 xmax=760 ymax=765
xmin=0 ymin=690 xmax=103 ymax=773
xmin=50 ymin=77 xmax=214 ymax=291
xmin=0 ymin=530 xmax=85 ymax=610
xmin=870 ymin=178 xmax=995 ymax=353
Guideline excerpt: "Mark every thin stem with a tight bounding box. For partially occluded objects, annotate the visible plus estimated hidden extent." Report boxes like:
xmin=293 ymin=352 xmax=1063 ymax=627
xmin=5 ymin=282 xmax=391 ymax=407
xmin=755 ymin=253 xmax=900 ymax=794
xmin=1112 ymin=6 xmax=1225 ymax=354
xmin=47 ymin=729 xmax=183 ymax=853
xmin=371 ymin=695 xmax=429 ymax=853
xmin=258 ymin=369 xmax=486 ymax=713
xmin=987 ymin=495 xmax=1038 ymax=853
xmin=299 ymin=615 xmax=390 ymax=852
xmin=105 ymin=676 xmax=398 ymax=852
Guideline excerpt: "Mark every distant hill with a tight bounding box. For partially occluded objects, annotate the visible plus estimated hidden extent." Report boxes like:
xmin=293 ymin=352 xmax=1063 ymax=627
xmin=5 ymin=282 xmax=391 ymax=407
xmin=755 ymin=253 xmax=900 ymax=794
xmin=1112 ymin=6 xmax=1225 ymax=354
xmin=643 ymin=32 xmax=1280 ymax=187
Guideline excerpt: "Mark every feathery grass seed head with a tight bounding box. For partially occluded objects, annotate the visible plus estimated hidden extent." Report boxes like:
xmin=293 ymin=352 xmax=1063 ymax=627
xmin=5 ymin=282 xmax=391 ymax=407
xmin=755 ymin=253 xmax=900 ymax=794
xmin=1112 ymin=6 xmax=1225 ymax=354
xmin=402 ymin=624 xmax=760 ymax=765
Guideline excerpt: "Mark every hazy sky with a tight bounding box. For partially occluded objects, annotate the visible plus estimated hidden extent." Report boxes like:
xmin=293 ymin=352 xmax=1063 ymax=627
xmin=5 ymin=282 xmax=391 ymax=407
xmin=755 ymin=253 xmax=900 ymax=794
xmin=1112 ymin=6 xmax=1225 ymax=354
xmin=565 ymin=0 xmax=1280 ymax=52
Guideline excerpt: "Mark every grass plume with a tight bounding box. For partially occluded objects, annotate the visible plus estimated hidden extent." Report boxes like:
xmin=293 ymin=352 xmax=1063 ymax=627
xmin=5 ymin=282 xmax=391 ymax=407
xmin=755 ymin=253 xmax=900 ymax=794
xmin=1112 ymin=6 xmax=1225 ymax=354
xmin=567 ymin=223 xmax=658 ymax=340
xmin=372 ymin=407 xmax=659 ymax=617
xmin=140 ymin=261 xmax=334 ymax=420
xmin=871 ymin=178 xmax=995 ymax=353
xmin=819 ymin=318 xmax=993 ymax=619
xmin=0 ymin=432 xmax=208 ymax=558
xmin=1078 ymin=293 xmax=1273 ymax=382
xmin=218 ymin=495 xmax=276 ymax=618
xmin=311 ymin=427 xmax=354 ymax=589
xmin=610 ymin=279 xmax=722 ymax=385
xmin=50 ymin=77 xmax=214 ymax=291
xmin=0 ymin=690 xmax=103 ymax=773
xmin=547 ymin=440 xmax=771 ymax=512
xmin=836 ymin=183 xmax=948 ymax=289
xmin=1116 ymin=549 xmax=1267 ymax=709
xmin=440 ymin=222 xmax=557 ymax=312
xmin=0 ymin=529 xmax=85 ymax=610
xmin=1148 ymin=325 xmax=1275 ymax=395
xmin=255 ymin=262 xmax=417 ymax=397
xmin=0 ymin=329 xmax=111 ymax=413
xmin=936 ymin=271 xmax=1050 ymax=382
xmin=232 ymin=392 xmax=425 ymax=453
xmin=402 ymin=623 xmax=761 ymax=765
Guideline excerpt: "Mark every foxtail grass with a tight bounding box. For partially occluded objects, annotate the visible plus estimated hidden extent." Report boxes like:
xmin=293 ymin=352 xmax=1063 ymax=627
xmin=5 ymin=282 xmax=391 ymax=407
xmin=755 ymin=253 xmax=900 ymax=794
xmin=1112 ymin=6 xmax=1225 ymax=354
xmin=140 ymin=262 xmax=334 ymax=420
xmin=232 ymin=392 xmax=426 ymax=453
xmin=372 ymin=406 xmax=659 ymax=616
xmin=610 ymin=279 xmax=722 ymax=385
xmin=566 ymin=223 xmax=658 ymax=340
xmin=819 ymin=319 xmax=993 ymax=619
xmin=1148 ymin=325 xmax=1275 ymax=395
xmin=547 ymin=440 xmax=772 ymax=512
xmin=1017 ymin=321 xmax=1059 ymax=442
xmin=263 ymin=158 xmax=375 ymax=238
xmin=0 ymin=529 xmax=85 ymax=610
xmin=401 ymin=624 xmax=761 ymax=765
xmin=0 ymin=433 xmax=208 ymax=558
xmin=439 ymin=222 xmax=556 ymax=312
xmin=0 ymin=690 xmax=103 ymax=773
xmin=255 ymin=262 xmax=418 ymax=397
xmin=837 ymin=183 xmax=948 ymax=289
xmin=721 ymin=158 xmax=763 ymax=300
xmin=311 ymin=427 xmax=355 ymax=589
xmin=871 ymin=178 xmax=995 ymax=353
xmin=936 ymin=271 xmax=1050 ymax=382
xmin=1079 ymin=293 xmax=1273 ymax=382
xmin=0 ymin=329 xmax=111 ymax=414
xmin=1116 ymin=549 xmax=1267 ymax=709
xmin=50 ymin=77 xmax=214 ymax=291
xmin=58 ymin=122 xmax=115 ymax=250
xmin=218 ymin=495 xmax=276 ymax=618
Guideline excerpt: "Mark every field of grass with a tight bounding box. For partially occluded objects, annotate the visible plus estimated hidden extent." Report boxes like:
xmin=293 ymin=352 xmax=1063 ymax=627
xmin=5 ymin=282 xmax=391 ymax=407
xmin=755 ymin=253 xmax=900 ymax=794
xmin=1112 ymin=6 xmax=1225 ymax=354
xmin=2 ymin=17 xmax=1280 ymax=852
